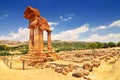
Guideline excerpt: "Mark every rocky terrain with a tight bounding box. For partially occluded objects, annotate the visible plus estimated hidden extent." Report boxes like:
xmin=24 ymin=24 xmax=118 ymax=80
xmin=0 ymin=47 xmax=120 ymax=80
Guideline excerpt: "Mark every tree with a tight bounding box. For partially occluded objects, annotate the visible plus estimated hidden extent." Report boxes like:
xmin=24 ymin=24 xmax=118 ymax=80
xmin=0 ymin=51 xmax=11 ymax=56
xmin=103 ymin=43 xmax=109 ymax=48
xmin=117 ymin=41 xmax=120 ymax=47
xmin=0 ymin=45 xmax=10 ymax=51
xmin=88 ymin=42 xmax=98 ymax=49
xmin=108 ymin=42 xmax=116 ymax=47
xmin=20 ymin=49 xmax=28 ymax=54
xmin=95 ymin=42 xmax=104 ymax=48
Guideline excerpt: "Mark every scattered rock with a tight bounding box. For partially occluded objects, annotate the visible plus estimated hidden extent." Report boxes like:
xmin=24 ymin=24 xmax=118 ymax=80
xmin=63 ymin=66 xmax=70 ymax=73
xmin=83 ymin=62 xmax=93 ymax=71
xmin=83 ymin=70 xmax=89 ymax=76
xmin=91 ymin=59 xmax=100 ymax=67
xmin=68 ymin=64 xmax=75 ymax=72
xmin=55 ymin=67 xmax=63 ymax=73
xmin=83 ymin=76 xmax=92 ymax=80
xmin=72 ymin=71 xmax=83 ymax=78
xmin=34 ymin=63 xmax=41 ymax=69
xmin=62 ymin=70 xmax=68 ymax=75
xmin=44 ymin=63 xmax=50 ymax=68
xmin=72 ymin=68 xmax=89 ymax=78
xmin=105 ymin=57 xmax=111 ymax=62
xmin=50 ymin=64 xmax=57 ymax=69
xmin=108 ymin=58 xmax=116 ymax=64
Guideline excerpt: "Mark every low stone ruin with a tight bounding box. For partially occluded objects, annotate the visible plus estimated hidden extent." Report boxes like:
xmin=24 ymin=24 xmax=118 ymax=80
xmin=20 ymin=52 xmax=60 ymax=66
xmin=91 ymin=59 xmax=100 ymax=67
xmin=82 ymin=62 xmax=93 ymax=71
xmin=72 ymin=68 xmax=89 ymax=78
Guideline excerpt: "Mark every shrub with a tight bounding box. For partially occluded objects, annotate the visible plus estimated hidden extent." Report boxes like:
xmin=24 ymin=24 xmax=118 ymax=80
xmin=20 ymin=49 xmax=28 ymax=54
xmin=0 ymin=51 xmax=12 ymax=56
xmin=117 ymin=41 xmax=120 ymax=47
xmin=108 ymin=42 xmax=116 ymax=47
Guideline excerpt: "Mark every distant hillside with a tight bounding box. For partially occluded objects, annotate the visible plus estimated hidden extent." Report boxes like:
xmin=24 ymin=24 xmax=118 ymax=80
xmin=0 ymin=40 xmax=28 ymax=46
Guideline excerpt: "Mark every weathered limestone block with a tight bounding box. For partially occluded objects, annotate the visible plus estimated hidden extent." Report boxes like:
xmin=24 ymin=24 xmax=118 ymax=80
xmin=83 ymin=62 xmax=93 ymax=71
xmin=68 ymin=64 xmax=75 ymax=72
xmin=55 ymin=67 xmax=63 ymax=73
xmin=72 ymin=71 xmax=83 ymax=78
xmin=72 ymin=68 xmax=89 ymax=78
xmin=50 ymin=64 xmax=57 ymax=69
xmin=91 ymin=59 xmax=101 ymax=67
xmin=63 ymin=66 xmax=70 ymax=73
xmin=105 ymin=57 xmax=111 ymax=62
xmin=62 ymin=69 xmax=68 ymax=75
xmin=84 ymin=76 xmax=92 ymax=80
xmin=44 ymin=63 xmax=50 ymax=68
xmin=83 ymin=70 xmax=89 ymax=76
xmin=108 ymin=58 xmax=116 ymax=64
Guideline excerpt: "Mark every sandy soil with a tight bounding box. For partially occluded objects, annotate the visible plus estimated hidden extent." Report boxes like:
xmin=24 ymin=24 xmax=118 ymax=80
xmin=0 ymin=59 xmax=117 ymax=80
xmin=104 ymin=58 xmax=120 ymax=80
xmin=0 ymin=47 xmax=120 ymax=80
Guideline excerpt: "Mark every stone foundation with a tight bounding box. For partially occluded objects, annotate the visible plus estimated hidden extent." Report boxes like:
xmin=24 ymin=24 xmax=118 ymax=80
xmin=20 ymin=52 xmax=60 ymax=66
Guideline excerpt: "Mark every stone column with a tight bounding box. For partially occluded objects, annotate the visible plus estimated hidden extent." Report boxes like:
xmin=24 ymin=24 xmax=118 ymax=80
xmin=47 ymin=31 xmax=52 ymax=52
xmin=39 ymin=29 xmax=44 ymax=53
xmin=34 ymin=27 xmax=40 ymax=52
xmin=29 ymin=27 xmax=34 ymax=53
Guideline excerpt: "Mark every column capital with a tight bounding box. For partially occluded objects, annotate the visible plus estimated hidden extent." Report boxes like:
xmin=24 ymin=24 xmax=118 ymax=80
xmin=46 ymin=30 xmax=52 ymax=33
xmin=28 ymin=26 xmax=35 ymax=29
xmin=39 ymin=28 xmax=44 ymax=32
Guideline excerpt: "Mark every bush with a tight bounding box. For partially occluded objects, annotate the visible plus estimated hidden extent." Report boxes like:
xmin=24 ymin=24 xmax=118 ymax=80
xmin=108 ymin=42 xmax=116 ymax=47
xmin=0 ymin=51 xmax=12 ymax=56
xmin=0 ymin=45 xmax=10 ymax=51
xmin=117 ymin=41 xmax=120 ymax=47
xmin=20 ymin=49 xmax=28 ymax=54
xmin=103 ymin=43 xmax=109 ymax=48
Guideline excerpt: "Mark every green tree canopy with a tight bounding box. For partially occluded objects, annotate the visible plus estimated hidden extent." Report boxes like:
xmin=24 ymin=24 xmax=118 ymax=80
xmin=108 ymin=42 xmax=116 ymax=47
xmin=103 ymin=43 xmax=109 ymax=48
xmin=117 ymin=41 xmax=120 ymax=47
xmin=88 ymin=42 xmax=98 ymax=49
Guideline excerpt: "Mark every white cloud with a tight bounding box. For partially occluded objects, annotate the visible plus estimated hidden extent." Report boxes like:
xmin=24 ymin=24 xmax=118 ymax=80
xmin=91 ymin=26 xmax=107 ymax=32
xmin=0 ymin=21 xmax=59 ymax=41
xmin=59 ymin=16 xmax=63 ymax=19
xmin=109 ymin=20 xmax=120 ymax=27
xmin=79 ymin=33 xmax=120 ymax=42
xmin=52 ymin=24 xmax=89 ymax=41
xmin=91 ymin=20 xmax=120 ymax=32
xmin=1 ymin=19 xmax=120 ymax=42
xmin=59 ymin=14 xmax=73 ymax=22
xmin=0 ymin=14 xmax=8 ymax=19
xmin=48 ymin=22 xmax=59 ymax=30
xmin=0 ymin=27 xmax=29 ymax=42
xmin=48 ymin=22 xmax=59 ymax=26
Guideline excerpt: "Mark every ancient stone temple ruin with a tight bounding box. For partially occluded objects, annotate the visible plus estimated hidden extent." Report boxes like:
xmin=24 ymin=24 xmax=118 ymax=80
xmin=21 ymin=6 xmax=59 ymax=65
xmin=24 ymin=6 xmax=52 ymax=53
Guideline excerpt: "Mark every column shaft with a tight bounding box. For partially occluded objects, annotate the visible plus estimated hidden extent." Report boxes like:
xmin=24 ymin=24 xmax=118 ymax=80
xmin=29 ymin=28 xmax=34 ymax=53
xmin=39 ymin=29 xmax=44 ymax=52
xmin=34 ymin=27 xmax=40 ymax=52
xmin=47 ymin=31 xmax=52 ymax=52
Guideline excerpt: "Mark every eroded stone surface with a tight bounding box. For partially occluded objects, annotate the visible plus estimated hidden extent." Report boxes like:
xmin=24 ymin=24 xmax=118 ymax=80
xmin=24 ymin=6 xmax=52 ymax=53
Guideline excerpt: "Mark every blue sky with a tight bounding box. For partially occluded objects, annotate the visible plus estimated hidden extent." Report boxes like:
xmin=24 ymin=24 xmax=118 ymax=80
xmin=0 ymin=0 xmax=120 ymax=42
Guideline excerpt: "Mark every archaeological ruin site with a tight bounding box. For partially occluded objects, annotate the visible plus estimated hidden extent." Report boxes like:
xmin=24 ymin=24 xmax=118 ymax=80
xmin=0 ymin=6 xmax=120 ymax=80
